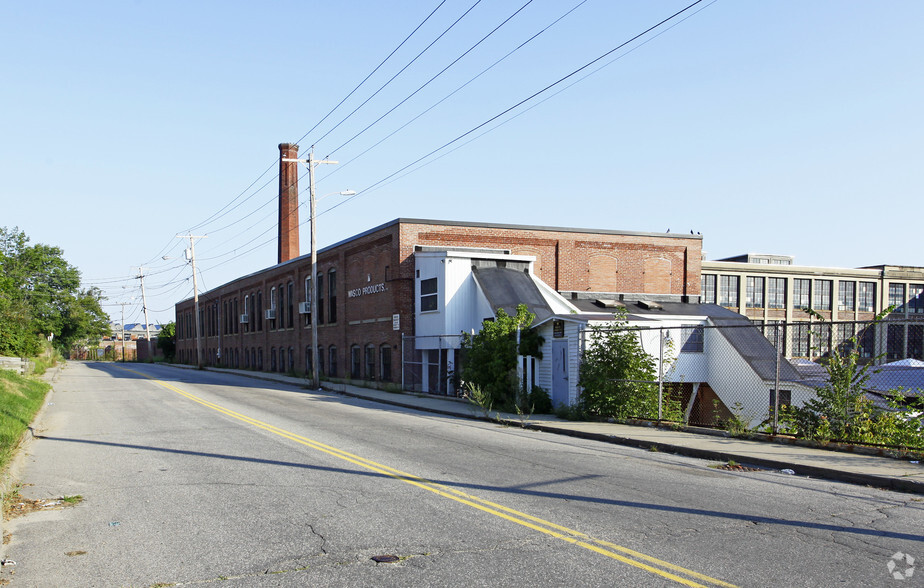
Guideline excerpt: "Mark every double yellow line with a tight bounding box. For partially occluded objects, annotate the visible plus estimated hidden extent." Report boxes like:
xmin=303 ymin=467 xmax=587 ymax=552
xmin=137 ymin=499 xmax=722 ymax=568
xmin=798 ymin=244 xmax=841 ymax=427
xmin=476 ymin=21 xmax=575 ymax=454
xmin=131 ymin=369 xmax=736 ymax=587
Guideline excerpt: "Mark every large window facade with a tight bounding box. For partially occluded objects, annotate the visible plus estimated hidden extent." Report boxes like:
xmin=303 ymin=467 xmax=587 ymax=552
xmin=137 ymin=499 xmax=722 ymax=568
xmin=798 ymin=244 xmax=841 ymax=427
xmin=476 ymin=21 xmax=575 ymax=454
xmin=718 ymin=275 xmax=739 ymax=307
xmin=813 ymin=280 xmax=832 ymax=311
xmin=768 ymin=277 xmax=786 ymax=309
xmin=838 ymin=281 xmax=855 ymax=312
xmin=701 ymin=274 xmax=717 ymax=304
xmin=910 ymin=284 xmax=924 ymax=314
xmin=746 ymin=277 xmax=764 ymax=308
xmin=858 ymin=282 xmax=876 ymax=312
xmin=889 ymin=283 xmax=906 ymax=312
xmin=793 ymin=279 xmax=810 ymax=310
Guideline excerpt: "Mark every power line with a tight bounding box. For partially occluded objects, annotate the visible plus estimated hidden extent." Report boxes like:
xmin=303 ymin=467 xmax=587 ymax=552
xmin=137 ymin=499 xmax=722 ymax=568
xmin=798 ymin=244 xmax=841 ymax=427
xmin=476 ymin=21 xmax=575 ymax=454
xmin=323 ymin=0 xmax=589 ymax=179
xmin=321 ymin=0 xmax=711 ymax=213
xmin=292 ymin=0 xmax=450 ymax=148
xmin=324 ymin=0 xmax=537 ymax=158
xmin=310 ymin=0 xmax=485 ymax=148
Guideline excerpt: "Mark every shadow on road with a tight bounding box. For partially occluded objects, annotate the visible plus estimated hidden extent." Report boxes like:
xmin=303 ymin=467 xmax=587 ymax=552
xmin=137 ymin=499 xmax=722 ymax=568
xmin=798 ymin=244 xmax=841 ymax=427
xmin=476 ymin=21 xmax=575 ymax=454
xmin=33 ymin=433 xmax=924 ymax=544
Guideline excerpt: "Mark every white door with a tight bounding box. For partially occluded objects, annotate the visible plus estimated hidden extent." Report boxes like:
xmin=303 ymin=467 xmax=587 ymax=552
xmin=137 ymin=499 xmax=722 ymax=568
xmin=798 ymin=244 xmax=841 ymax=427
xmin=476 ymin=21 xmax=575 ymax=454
xmin=551 ymin=340 xmax=569 ymax=407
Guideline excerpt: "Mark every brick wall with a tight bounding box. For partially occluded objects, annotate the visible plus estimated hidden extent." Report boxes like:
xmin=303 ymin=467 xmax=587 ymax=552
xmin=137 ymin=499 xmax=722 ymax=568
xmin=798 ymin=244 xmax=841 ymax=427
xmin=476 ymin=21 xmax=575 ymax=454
xmin=175 ymin=219 xmax=702 ymax=378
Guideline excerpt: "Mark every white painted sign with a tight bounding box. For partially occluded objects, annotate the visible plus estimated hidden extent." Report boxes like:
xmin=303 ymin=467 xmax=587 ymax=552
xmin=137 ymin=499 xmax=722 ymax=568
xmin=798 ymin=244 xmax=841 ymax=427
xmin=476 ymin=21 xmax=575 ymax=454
xmin=348 ymin=283 xmax=386 ymax=298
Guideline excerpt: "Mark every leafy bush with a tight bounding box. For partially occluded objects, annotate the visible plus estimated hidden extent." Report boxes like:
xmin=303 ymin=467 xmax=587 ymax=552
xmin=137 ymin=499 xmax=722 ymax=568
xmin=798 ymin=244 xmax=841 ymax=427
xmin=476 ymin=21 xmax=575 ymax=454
xmin=782 ymin=309 xmax=924 ymax=449
xmin=460 ymin=304 xmax=543 ymax=412
xmin=578 ymin=311 xmax=681 ymax=421
xmin=528 ymin=385 xmax=553 ymax=414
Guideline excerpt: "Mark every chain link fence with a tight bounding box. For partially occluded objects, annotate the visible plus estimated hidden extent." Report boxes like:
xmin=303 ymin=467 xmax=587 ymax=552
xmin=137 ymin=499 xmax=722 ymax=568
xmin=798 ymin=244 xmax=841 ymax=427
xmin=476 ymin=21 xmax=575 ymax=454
xmin=581 ymin=319 xmax=924 ymax=432
xmin=401 ymin=334 xmax=464 ymax=396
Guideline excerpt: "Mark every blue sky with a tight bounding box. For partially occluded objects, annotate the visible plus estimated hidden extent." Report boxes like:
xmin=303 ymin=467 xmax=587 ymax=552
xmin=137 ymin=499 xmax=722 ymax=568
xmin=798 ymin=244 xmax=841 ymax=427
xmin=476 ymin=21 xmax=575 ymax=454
xmin=2 ymin=1 xmax=922 ymax=325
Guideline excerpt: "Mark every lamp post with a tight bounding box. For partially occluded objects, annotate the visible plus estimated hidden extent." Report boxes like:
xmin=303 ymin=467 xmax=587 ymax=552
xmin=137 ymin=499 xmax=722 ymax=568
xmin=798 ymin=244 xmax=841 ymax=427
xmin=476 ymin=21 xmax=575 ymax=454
xmin=282 ymin=148 xmax=353 ymax=389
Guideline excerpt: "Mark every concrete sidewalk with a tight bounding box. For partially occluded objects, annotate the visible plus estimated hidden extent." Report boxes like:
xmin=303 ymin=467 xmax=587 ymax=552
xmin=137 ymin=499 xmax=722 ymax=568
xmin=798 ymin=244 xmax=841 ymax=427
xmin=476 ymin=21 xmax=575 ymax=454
xmin=187 ymin=364 xmax=924 ymax=495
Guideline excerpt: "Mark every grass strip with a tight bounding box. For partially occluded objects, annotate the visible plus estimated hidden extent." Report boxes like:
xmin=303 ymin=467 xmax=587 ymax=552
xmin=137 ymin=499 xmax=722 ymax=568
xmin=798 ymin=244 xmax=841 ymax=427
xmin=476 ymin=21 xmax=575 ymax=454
xmin=0 ymin=369 xmax=50 ymax=472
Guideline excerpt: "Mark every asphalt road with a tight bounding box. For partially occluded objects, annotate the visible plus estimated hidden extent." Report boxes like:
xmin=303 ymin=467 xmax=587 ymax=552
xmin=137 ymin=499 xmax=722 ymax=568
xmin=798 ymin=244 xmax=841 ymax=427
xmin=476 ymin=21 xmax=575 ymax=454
xmin=3 ymin=361 xmax=923 ymax=587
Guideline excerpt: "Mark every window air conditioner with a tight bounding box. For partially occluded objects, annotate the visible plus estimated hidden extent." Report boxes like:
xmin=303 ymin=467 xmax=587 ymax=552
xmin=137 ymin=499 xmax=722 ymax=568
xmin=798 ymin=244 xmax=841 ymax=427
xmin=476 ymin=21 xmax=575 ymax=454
xmin=265 ymin=308 xmax=276 ymax=320
xmin=298 ymin=302 xmax=311 ymax=314
xmin=239 ymin=314 xmax=249 ymax=324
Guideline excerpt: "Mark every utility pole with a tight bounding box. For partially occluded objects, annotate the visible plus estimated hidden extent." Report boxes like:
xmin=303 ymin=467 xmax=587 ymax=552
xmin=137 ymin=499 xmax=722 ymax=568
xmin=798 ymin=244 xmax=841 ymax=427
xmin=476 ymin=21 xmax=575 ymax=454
xmin=282 ymin=148 xmax=338 ymax=389
xmin=177 ymin=235 xmax=207 ymax=369
xmin=137 ymin=267 xmax=153 ymax=359
xmin=119 ymin=302 xmax=128 ymax=362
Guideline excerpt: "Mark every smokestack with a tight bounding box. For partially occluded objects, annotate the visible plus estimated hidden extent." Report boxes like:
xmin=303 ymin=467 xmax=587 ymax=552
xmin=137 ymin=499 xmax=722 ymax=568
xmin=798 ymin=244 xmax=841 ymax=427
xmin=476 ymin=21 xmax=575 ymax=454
xmin=278 ymin=143 xmax=300 ymax=264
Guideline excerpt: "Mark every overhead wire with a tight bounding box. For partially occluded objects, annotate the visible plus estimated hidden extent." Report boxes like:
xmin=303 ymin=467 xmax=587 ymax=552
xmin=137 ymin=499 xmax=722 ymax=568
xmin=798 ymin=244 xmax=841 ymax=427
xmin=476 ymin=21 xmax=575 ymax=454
xmin=311 ymin=0 xmax=485 ymax=149
xmin=323 ymin=0 xmax=589 ymax=179
xmin=318 ymin=0 xmax=710 ymax=214
xmin=139 ymin=2 xmax=453 ymax=269
xmin=346 ymin=0 xmax=720 ymax=194
xmin=324 ymin=0 xmax=537 ymax=158
xmin=291 ymin=0 xmax=450 ymax=148
xmin=141 ymin=1 xmax=711 ymax=314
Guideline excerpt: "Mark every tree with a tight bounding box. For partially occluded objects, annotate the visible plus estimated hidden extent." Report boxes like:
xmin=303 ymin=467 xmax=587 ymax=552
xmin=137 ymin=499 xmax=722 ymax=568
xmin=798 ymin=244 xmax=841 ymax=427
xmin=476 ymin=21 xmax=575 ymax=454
xmin=0 ymin=227 xmax=109 ymax=356
xmin=578 ymin=310 xmax=676 ymax=420
xmin=158 ymin=321 xmax=176 ymax=361
xmin=460 ymin=304 xmax=542 ymax=411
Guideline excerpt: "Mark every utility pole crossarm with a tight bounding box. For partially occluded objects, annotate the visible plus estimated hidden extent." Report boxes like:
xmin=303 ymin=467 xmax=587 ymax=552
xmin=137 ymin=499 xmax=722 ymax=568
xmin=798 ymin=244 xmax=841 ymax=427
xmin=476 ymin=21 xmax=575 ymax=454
xmin=176 ymin=234 xmax=207 ymax=369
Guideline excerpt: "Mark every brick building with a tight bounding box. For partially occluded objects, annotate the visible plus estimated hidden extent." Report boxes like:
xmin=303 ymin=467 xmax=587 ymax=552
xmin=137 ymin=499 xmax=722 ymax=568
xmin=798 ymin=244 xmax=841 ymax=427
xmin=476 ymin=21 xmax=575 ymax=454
xmin=174 ymin=217 xmax=702 ymax=383
xmin=174 ymin=145 xmax=702 ymax=383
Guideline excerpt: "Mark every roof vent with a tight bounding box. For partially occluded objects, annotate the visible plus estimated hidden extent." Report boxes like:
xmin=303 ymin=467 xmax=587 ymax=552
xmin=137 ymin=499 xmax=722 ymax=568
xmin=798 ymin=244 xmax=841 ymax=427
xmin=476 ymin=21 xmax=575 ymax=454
xmin=638 ymin=300 xmax=663 ymax=310
xmin=595 ymin=299 xmax=623 ymax=309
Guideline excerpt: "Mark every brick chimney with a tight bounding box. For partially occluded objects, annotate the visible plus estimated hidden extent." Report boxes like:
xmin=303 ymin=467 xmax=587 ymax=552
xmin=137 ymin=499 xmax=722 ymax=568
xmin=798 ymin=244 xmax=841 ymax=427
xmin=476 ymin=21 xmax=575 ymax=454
xmin=278 ymin=143 xmax=300 ymax=264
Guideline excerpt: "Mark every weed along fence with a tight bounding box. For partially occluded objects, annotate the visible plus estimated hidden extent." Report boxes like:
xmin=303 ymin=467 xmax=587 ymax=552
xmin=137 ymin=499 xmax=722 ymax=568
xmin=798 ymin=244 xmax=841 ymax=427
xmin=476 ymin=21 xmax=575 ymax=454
xmin=401 ymin=334 xmax=464 ymax=396
xmin=578 ymin=319 xmax=924 ymax=435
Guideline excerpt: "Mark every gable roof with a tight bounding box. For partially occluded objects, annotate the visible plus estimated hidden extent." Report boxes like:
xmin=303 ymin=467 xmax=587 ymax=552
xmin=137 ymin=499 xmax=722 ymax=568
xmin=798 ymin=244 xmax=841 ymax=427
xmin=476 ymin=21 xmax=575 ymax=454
xmin=471 ymin=266 xmax=554 ymax=324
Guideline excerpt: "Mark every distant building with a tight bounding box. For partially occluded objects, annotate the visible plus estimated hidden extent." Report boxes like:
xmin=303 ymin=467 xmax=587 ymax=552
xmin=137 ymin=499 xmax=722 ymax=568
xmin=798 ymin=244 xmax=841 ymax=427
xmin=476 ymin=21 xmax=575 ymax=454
xmin=109 ymin=323 xmax=164 ymax=341
xmin=700 ymin=255 xmax=924 ymax=361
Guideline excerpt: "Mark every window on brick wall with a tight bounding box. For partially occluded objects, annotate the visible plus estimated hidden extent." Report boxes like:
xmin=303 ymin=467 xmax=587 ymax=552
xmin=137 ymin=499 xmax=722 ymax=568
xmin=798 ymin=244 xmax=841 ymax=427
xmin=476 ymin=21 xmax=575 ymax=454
xmin=380 ymin=345 xmax=392 ymax=382
xmin=304 ymin=277 xmax=312 ymax=326
xmin=351 ymin=345 xmax=361 ymax=379
xmin=365 ymin=344 xmax=376 ymax=380
xmin=328 ymin=269 xmax=337 ymax=323
xmin=317 ymin=273 xmax=325 ymax=324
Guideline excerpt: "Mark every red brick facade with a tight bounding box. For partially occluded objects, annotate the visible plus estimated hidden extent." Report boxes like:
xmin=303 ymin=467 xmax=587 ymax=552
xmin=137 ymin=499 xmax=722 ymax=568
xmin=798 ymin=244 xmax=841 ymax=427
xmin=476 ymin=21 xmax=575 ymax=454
xmin=174 ymin=219 xmax=702 ymax=381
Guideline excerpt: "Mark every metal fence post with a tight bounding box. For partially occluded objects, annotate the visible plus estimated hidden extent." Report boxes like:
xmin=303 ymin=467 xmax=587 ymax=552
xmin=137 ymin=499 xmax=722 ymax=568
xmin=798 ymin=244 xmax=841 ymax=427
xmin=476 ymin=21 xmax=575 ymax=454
xmin=773 ymin=321 xmax=782 ymax=434
xmin=658 ymin=326 xmax=664 ymax=421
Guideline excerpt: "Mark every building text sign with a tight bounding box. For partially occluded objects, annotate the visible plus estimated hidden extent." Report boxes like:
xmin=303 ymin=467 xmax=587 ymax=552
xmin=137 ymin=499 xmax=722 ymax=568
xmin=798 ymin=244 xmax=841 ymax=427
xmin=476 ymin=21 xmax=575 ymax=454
xmin=348 ymin=283 xmax=386 ymax=298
